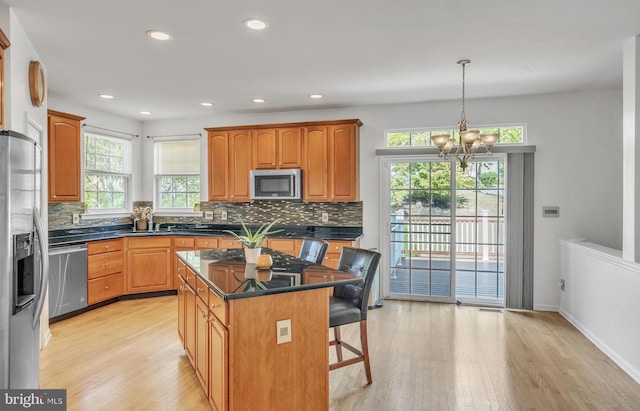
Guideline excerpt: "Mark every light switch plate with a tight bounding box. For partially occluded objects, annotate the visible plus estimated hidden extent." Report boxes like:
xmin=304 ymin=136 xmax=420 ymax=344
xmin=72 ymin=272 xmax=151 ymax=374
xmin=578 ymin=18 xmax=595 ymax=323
xmin=321 ymin=212 xmax=329 ymax=223
xmin=276 ymin=319 xmax=292 ymax=344
xmin=72 ymin=213 xmax=80 ymax=224
xmin=221 ymin=209 xmax=227 ymax=220
xmin=205 ymin=211 xmax=214 ymax=220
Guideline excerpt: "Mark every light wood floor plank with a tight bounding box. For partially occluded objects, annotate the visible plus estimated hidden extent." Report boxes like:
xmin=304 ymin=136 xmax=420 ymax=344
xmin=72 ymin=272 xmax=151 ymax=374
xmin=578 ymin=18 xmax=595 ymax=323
xmin=40 ymin=296 xmax=640 ymax=410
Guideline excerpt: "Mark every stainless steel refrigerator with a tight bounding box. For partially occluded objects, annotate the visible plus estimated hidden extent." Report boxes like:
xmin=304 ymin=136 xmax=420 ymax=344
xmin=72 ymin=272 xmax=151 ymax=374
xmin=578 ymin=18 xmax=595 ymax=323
xmin=0 ymin=130 xmax=49 ymax=389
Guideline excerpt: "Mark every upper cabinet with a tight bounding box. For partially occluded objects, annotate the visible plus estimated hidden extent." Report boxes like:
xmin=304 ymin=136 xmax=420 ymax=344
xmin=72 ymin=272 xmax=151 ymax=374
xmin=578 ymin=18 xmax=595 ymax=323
xmin=206 ymin=119 xmax=361 ymax=203
xmin=253 ymin=127 xmax=302 ymax=169
xmin=207 ymin=129 xmax=253 ymax=202
xmin=0 ymin=28 xmax=10 ymax=130
xmin=303 ymin=121 xmax=360 ymax=202
xmin=48 ymin=110 xmax=86 ymax=202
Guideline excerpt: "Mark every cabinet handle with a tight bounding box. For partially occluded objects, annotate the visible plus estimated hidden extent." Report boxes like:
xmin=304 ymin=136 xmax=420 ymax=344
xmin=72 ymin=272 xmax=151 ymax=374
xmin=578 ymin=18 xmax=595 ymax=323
xmin=186 ymin=276 xmax=192 ymax=280
xmin=104 ymin=262 xmax=109 ymax=267
xmin=53 ymin=195 xmax=57 ymax=198
xmin=105 ymin=285 xmax=110 ymax=289
xmin=210 ymin=304 xmax=219 ymax=309
xmin=178 ymin=267 xmax=184 ymax=272
xmin=105 ymin=245 xmax=110 ymax=249
xmin=197 ymin=287 xmax=204 ymax=292
xmin=201 ymin=312 xmax=208 ymax=319
xmin=272 ymin=163 xmax=275 ymax=166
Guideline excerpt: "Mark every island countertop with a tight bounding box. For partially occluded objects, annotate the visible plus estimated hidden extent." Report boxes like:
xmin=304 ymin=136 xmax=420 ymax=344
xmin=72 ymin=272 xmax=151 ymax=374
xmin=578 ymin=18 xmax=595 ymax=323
xmin=176 ymin=248 xmax=362 ymax=301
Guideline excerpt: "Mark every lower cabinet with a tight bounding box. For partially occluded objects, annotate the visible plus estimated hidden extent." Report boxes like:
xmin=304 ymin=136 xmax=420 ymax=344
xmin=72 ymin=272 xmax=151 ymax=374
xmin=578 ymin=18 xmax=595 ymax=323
xmin=195 ymin=297 xmax=210 ymax=392
xmin=87 ymin=239 xmax=124 ymax=304
xmin=208 ymin=314 xmax=228 ymax=411
xmin=125 ymin=237 xmax=172 ymax=293
xmin=184 ymin=283 xmax=197 ymax=366
xmin=177 ymin=275 xmax=186 ymax=346
xmin=323 ymin=240 xmax=356 ymax=268
xmin=265 ymin=238 xmax=301 ymax=257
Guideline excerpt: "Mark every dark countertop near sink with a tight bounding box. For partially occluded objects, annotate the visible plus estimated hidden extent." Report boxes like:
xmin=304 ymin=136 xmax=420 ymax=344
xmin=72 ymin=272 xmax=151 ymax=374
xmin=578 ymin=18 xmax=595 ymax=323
xmin=48 ymin=223 xmax=363 ymax=247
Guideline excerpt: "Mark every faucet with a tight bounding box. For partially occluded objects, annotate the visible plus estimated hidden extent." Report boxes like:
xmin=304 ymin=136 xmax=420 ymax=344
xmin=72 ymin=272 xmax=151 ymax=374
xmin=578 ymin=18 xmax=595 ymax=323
xmin=167 ymin=225 xmax=176 ymax=232
xmin=155 ymin=223 xmax=161 ymax=232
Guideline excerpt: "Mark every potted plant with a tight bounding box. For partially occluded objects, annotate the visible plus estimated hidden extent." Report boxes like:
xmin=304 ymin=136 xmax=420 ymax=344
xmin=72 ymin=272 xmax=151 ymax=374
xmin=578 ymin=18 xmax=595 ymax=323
xmin=223 ymin=219 xmax=283 ymax=263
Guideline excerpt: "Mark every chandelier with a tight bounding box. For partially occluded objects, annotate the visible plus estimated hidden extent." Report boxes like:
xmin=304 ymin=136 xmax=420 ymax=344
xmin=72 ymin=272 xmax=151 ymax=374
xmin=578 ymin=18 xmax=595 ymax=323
xmin=431 ymin=60 xmax=498 ymax=171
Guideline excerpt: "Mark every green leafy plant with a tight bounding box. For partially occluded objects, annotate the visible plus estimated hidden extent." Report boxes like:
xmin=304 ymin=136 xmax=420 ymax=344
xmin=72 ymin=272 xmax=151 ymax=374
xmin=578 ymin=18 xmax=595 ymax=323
xmin=223 ymin=219 xmax=283 ymax=248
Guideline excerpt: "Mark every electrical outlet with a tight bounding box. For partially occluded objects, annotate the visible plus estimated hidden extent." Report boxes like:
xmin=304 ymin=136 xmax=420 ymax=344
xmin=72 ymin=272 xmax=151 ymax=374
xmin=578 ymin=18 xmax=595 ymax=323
xmin=221 ymin=209 xmax=228 ymax=220
xmin=276 ymin=319 xmax=292 ymax=344
xmin=205 ymin=211 xmax=214 ymax=220
xmin=321 ymin=212 xmax=329 ymax=223
xmin=72 ymin=213 xmax=80 ymax=224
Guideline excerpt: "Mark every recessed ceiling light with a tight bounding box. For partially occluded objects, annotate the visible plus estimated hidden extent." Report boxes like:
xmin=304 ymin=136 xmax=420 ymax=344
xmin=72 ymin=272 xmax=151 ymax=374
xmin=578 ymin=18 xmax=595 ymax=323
xmin=244 ymin=18 xmax=267 ymax=30
xmin=309 ymin=94 xmax=323 ymax=99
xmin=252 ymin=98 xmax=265 ymax=103
xmin=140 ymin=111 xmax=152 ymax=115
xmin=200 ymin=102 xmax=214 ymax=107
xmin=98 ymin=94 xmax=114 ymax=99
xmin=146 ymin=30 xmax=172 ymax=41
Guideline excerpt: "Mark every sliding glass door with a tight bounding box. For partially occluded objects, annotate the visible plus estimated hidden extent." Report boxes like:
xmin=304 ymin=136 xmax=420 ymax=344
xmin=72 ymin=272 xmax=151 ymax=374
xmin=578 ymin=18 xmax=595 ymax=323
xmin=387 ymin=158 xmax=505 ymax=305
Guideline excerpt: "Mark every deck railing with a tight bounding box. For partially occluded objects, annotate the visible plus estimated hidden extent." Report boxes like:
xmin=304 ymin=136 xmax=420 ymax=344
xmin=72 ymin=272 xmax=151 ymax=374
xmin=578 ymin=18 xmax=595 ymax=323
xmin=391 ymin=213 xmax=504 ymax=260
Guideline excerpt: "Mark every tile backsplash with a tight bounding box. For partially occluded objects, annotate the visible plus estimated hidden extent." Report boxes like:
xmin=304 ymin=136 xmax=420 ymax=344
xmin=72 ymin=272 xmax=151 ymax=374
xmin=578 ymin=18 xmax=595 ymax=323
xmin=48 ymin=201 xmax=362 ymax=230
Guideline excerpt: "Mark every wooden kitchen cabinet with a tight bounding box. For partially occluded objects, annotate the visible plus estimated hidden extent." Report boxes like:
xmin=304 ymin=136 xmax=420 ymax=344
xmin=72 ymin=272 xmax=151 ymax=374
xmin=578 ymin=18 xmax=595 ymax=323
xmin=48 ymin=110 xmax=86 ymax=202
xmin=323 ymin=240 xmax=357 ymax=269
xmin=265 ymin=238 xmax=302 ymax=257
xmin=184 ymin=278 xmax=197 ymax=366
xmin=0 ymin=29 xmax=9 ymax=130
xmin=196 ymin=237 xmax=218 ymax=249
xmin=195 ymin=297 xmax=210 ymax=393
xmin=207 ymin=130 xmax=253 ymax=202
xmin=303 ymin=121 xmax=361 ymax=202
xmin=125 ymin=237 xmax=172 ymax=293
xmin=173 ymin=236 xmax=195 ymax=290
xmin=87 ymin=239 xmax=124 ymax=304
xmin=177 ymin=275 xmax=187 ymax=347
xmin=208 ymin=313 xmax=228 ymax=411
xmin=253 ymin=127 xmax=302 ymax=169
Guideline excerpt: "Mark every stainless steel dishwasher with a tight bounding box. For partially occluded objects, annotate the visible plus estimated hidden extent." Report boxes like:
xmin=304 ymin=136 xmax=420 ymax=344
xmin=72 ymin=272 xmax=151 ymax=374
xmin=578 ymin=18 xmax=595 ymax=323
xmin=48 ymin=244 xmax=88 ymax=318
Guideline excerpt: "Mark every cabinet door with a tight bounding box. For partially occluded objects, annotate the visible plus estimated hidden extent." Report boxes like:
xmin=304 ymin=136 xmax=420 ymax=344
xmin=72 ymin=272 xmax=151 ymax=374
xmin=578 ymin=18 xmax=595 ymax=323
xmin=208 ymin=131 xmax=229 ymax=201
xmin=48 ymin=112 xmax=84 ymax=202
xmin=253 ymin=128 xmax=277 ymax=169
xmin=329 ymin=124 xmax=358 ymax=201
xmin=277 ymin=127 xmax=302 ymax=169
xmin=303 ymin=126 xmax=329 ymax=201
xmin=195 ymin=297 xmax=210 ymax=393
xmin=177 ymin=276 xmax=186 ymax=347
xmin=229 ymin=130 xmax=252 ymax=201
xmin=208 ymin=315 xmax=228 ymax=411
xmin=185 ymin=286 xmax=196 ymax=366
xmin=126 ymin=247 xmax=172 ymax=293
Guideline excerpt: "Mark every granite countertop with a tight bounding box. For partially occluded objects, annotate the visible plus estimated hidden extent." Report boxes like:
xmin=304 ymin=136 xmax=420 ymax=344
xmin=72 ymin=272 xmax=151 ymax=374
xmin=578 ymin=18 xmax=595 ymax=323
xmin=48 ymin=223 xmax=363 ymax=247
xmin=177 ymin=248 xmax=362 ymax=301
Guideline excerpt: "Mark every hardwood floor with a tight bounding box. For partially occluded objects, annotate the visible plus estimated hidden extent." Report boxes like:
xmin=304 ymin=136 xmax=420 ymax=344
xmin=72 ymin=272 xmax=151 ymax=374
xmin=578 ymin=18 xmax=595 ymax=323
xmin=40 ymin=296 xmax=640 ymax=410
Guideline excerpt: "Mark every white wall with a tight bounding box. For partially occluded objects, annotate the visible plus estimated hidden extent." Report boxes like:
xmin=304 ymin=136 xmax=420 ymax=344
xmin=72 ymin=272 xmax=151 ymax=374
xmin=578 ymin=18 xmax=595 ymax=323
xmin=559 ymin=240 xmax=640 ymax=383
xmin=142 ymin=89 xmax=623 ymax=311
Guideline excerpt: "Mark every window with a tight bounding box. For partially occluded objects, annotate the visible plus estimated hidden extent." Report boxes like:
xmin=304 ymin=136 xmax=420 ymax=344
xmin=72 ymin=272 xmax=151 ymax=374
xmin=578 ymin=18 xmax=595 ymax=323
xmin=84 ymin=133 xmax=131 ymax=212
xmin=386 ymin=125 xmax=524 ymax=147
xmin=154 ymin=140 xmax=201 ymax=211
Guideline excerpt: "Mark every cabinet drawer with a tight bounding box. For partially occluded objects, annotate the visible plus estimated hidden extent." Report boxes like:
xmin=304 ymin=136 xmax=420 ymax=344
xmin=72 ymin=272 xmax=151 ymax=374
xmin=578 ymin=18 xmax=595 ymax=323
xmin=196 ymin=277 xmax=209 ymax=304
xmin=88 ymin=273 xmax=123 ymax=305
xmin=186 ymin=266 xmax=198 ymax=290
xmin=127 ymin=237 xmax=172 ymax=249
xmin=217 ymin=237 xmax=241 ymax=249
xmin=326 ymin=240 xmax=352 ymax=255
xmin=208 ymin=289 xmax=228 ymax=326
xmin=87 ymin=239 xmax=123 ymax=255
xmin=177 ymin=259 xmax=188 ymax=280
xmin=174 ymin=237 xmax=195 ymax=248
xmin=196 ymin=237 xmax=218 ymax=249
xmin=88 ymin=251 xmax=123 ymax=279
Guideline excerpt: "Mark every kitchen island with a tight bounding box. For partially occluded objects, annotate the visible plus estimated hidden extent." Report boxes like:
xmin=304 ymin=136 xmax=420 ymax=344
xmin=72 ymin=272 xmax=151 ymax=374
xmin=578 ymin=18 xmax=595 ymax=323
xmin=176 ymin=249 xmax=362 ymax=411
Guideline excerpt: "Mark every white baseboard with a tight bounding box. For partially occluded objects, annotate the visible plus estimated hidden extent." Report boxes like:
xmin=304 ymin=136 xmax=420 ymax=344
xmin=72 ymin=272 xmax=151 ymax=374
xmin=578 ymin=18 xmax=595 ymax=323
xmin=559 ymin=309 xmax=640 ymax=384
xmin=533 ymin=304 xmax=558 ymax=312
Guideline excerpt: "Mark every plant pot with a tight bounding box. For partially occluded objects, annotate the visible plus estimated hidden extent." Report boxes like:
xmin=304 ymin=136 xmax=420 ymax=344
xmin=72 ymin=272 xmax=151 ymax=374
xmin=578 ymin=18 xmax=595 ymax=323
xmin=136 ymin=219 xmax=148 ymax=231
xmin=244 ymin=247 xmax=261 ymax=264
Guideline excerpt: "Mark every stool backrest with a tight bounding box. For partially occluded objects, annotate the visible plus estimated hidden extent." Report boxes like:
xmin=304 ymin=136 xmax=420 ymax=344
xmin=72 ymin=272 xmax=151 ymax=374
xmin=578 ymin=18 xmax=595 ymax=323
xmin=335 ymin=247 xmax=381 ymax=319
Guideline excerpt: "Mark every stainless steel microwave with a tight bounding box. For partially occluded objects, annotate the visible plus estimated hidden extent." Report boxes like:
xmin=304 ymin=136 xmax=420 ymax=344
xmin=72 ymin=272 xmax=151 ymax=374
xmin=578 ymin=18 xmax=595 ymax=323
xmin=250 ymin=169 xmax=302 ymax=200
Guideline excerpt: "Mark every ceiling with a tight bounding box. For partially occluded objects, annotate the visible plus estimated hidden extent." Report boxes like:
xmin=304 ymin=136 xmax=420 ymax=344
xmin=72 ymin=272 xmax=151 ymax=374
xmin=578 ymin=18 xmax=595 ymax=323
xmin=5 ymin=0 xmax=640 ymax=121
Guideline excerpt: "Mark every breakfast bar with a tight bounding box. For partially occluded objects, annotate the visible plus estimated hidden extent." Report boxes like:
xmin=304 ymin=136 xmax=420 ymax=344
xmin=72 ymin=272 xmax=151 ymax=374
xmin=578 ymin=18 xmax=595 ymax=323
xmin=176 ymin=249 xmax=363 ymax=411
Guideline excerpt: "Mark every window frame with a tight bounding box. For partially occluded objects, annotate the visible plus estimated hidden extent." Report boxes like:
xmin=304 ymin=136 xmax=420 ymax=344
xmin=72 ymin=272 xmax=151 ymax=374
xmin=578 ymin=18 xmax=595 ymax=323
xmin=153 ymin=138 xmax=202 ymax=214
xmin=385 ymin=123 xmax=526 ymax=148
xmin=82 ymin=131 xmax=132 ymax=216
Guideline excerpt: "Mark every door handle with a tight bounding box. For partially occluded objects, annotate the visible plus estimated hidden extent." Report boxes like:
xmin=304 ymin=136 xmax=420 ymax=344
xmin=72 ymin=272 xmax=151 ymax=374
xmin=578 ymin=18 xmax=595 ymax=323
xmin=33 ymin=208 xmax=49 ymax=329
